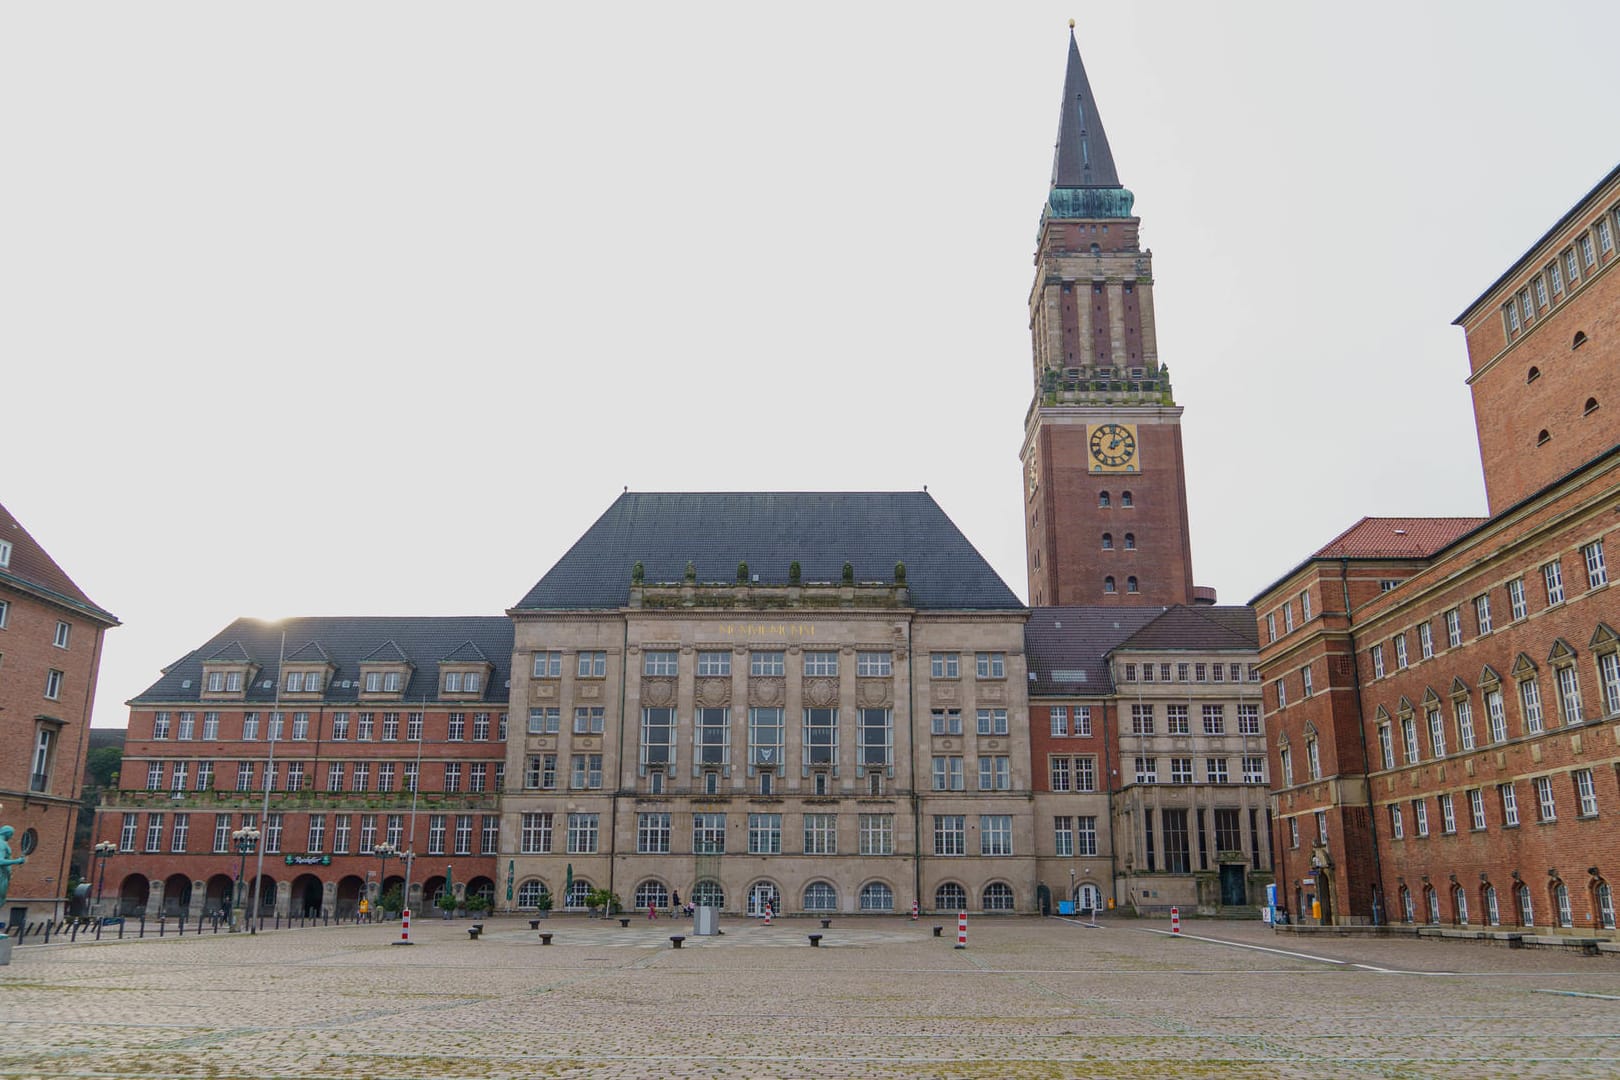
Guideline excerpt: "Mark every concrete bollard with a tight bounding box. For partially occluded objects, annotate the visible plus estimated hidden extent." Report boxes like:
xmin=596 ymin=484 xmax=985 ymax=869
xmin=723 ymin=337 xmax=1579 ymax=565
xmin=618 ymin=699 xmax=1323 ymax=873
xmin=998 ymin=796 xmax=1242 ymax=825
xmin=669 ymin=935 xmax=685 ymax=949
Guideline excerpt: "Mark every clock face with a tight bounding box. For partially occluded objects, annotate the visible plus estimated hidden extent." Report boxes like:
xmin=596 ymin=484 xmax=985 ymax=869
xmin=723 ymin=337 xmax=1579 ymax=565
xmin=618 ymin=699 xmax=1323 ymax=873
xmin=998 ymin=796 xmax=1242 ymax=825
xmin=1089 ymin=423 xmax=1137 ymax=468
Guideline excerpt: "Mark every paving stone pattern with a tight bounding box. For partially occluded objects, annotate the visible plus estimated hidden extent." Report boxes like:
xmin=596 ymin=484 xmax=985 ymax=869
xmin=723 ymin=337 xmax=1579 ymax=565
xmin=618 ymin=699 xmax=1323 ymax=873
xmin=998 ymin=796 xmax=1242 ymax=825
xmin=2 ymin=915 xmax=1619 ymax=1078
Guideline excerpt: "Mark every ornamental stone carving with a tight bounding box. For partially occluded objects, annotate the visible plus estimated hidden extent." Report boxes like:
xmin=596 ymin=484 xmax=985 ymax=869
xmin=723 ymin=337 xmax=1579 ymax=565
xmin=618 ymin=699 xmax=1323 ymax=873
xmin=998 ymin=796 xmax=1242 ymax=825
xmin=979 ymin=684 xmax=1007 ymax=704
xmin=857 ymin=680 xmax=892 ymax=708
xmin=803 ymin=678 xmax=839 ymax=708
xmin=696 ymin=678 xmax=732 ymax=707
xmin=643 ymin=679 xmax=676 ymax=708
xmin=750 ymin=678 xmax=785 ymax=707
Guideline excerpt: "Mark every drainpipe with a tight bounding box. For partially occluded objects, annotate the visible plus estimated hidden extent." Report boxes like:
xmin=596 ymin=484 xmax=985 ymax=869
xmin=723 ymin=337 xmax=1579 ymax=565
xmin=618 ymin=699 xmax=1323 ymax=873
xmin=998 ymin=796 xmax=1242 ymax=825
xmin=907 ymin=617 xmax=921 ymax=911
xmin=1103 ymin=696 xmax=1118 ymax=906
xmin=1341 ymin=559 xmax=1386 ymax=925
xmin=608 ymin=613 xmax=629 ymax=905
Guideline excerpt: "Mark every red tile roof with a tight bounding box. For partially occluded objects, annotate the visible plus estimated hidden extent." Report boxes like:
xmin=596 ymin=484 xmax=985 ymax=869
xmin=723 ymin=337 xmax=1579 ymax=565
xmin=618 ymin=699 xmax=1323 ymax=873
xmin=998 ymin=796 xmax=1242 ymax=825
xmin=1310 ymin=516 xmax=1487 ymax=560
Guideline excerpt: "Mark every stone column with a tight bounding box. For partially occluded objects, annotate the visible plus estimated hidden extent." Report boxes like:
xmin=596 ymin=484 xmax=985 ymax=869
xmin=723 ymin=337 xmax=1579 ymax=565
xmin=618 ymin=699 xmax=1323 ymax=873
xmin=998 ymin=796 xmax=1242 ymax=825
xmin=145 ymin=877 xmax=164 ymax=920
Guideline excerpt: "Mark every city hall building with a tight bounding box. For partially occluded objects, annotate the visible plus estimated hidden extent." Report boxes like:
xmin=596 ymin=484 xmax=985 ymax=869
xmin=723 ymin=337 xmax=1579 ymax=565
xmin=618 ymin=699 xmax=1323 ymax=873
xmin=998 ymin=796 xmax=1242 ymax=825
xmin=91 ymin=29 xmax=1274 ymax=922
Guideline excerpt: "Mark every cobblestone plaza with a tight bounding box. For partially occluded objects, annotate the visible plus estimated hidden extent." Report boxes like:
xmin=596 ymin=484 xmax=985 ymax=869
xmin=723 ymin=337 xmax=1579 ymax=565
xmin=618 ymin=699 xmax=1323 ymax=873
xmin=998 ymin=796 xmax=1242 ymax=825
xmin=2 ymin=915 xmax=1618 ymax=1078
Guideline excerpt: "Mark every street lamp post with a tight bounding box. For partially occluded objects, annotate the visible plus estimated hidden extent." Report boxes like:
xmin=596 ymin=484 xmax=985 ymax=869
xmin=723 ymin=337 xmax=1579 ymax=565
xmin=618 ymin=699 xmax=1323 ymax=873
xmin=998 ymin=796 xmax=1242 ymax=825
xmin=94 ymin=840 xmax=116 ymax=918
xmin=373 ymin=841 xmax=397 ymax=920
xmin=230 ymin=826 xmax=260 ymax=933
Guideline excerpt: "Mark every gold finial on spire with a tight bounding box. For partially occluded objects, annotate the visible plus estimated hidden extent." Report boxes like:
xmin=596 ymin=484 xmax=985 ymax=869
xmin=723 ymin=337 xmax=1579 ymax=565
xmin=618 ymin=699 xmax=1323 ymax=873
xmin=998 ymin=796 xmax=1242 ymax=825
xmin=1068 ymin=18 xmax=1076 ymax=28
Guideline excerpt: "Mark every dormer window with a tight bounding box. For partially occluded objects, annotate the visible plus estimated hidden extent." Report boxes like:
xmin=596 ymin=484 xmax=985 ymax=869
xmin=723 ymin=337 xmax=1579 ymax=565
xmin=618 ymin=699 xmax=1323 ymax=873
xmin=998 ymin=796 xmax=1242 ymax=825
xmin=285 ymin=670 xmax=323 ymax=694
xmin=444 ymin=671 xmax=482 ymax=693
xmin=200 ymin=663 xmax=255 ymax=700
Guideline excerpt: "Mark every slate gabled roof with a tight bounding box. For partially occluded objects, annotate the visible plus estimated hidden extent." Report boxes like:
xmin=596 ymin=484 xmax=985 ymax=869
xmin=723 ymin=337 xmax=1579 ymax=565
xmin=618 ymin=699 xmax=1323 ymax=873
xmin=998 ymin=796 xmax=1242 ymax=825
xmin=441 ymin=641 xmax=490 ymax=664
xmin=1025 ymin=606 xmax=1163 ymax=697
xmin=514 ymin=492 xmax=1024 ymax=613
xmin=133 ymin=616 xmax=514 ymax=705
xmin=206 ymin=641 xmax=252 ymax=662
xmin=0 ymin=500 xmax=118 ymax=625
xmin=284 ymin=641 xmax=333 ymax=663
xmin=359 ymin=640 xmax=410 ymax=663
xmin=1113 ymin=604 xmax=1259 ymax=652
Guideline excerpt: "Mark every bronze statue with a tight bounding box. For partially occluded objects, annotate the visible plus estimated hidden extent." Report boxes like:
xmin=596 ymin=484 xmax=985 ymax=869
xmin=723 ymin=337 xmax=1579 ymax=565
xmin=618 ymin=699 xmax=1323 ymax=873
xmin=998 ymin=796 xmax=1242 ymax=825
xmin=0 ymin=825 xmax=25 ymax=924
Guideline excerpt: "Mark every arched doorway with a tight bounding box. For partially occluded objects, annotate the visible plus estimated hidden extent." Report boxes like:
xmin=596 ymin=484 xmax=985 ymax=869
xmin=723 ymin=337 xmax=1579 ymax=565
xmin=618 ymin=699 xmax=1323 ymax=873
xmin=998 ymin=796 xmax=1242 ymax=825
xmin=421 ymin=875 xmax=448 ymax=911
xmin=1036 ymin=883 xmax=1051 ymax=915
xmin=205 ymin=874 xmax=234 ymax=915
xmin=291 ymin=874 xmax=324 ymax=917
xmin=747 ymin=880 xmax=780 ymax=917
xmin=118 ymin=874 xmax=149 ymax=917
xmin=251 ymin=875 xmax=277 ymax=913
xmin=1076 ymin=883 xmax=1102 ymax=913
xmin=163 ymin=874 xmax=192 ymax=917
xmin=335 ymin=875 xmax=365 ymax=917
xmin=466 ymin=876 xmax=495 ymax=906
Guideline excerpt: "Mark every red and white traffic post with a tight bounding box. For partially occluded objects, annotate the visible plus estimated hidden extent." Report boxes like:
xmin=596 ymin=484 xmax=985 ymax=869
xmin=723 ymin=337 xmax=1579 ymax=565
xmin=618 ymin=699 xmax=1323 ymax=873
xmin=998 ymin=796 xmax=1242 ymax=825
xmin=955 ymin=911 xmax=967 ymax=949
xmin=1170 ymin=906 xmax=1181 ymax=936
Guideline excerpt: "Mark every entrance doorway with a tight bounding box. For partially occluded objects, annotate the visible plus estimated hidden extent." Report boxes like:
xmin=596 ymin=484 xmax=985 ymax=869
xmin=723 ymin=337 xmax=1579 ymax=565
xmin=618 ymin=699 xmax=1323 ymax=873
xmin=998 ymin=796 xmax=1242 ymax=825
xmin=747 ymin=881 xmax=780 ymax=917
xmin=1075 ymin=883 xmax=1102 ymax=913
xmin=1219 ymin=865 xmax=1247 ymax=906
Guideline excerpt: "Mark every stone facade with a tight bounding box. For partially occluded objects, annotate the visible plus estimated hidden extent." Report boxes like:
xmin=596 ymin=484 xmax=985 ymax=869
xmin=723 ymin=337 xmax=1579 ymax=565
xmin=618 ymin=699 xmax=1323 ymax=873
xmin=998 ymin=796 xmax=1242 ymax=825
xmin=505 ymin=579 xmax=1034 ymax=916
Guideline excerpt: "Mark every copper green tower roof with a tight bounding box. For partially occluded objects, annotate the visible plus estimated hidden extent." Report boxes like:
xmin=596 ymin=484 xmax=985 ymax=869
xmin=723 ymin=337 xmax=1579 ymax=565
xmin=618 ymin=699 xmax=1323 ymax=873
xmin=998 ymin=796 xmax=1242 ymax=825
xmin=1047 ymin=25 xmax=1134 ymax=220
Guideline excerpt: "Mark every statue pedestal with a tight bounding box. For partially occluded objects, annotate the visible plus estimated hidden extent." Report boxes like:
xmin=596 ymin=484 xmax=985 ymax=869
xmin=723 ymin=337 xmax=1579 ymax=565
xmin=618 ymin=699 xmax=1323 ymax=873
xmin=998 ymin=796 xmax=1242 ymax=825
xmin=0 ymin=935 xmax=13 ymax=965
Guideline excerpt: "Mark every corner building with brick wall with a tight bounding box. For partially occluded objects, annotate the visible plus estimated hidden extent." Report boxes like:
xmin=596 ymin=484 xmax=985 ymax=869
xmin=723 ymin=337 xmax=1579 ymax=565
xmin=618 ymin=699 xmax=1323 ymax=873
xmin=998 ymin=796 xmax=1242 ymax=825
xmin=93 ymin=617 xmax=510 ymax=921
xmin=0 ymin=502 xmax=118 ymax=925
xmin=1254 ymin=165 xmax=1620 ymax=934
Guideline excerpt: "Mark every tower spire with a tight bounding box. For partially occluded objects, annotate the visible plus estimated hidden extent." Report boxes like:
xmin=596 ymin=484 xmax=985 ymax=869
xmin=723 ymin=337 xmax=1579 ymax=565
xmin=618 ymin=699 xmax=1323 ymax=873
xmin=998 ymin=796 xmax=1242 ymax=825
xmin=1047 ymin=25 xmax=1133 ymax=219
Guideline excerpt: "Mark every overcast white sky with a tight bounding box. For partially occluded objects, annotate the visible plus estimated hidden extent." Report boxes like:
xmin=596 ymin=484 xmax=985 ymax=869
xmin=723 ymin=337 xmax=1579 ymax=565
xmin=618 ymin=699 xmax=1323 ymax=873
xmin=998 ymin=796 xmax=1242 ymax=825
xmin=5 ymin=3 xmax=1618 ymax=729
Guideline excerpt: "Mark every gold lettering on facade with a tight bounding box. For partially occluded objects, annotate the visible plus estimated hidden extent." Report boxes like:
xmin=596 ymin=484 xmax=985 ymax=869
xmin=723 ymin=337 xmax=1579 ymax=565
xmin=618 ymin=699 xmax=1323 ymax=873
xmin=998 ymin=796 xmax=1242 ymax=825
xmin=721 ymin=624 xmax=815 ymax=637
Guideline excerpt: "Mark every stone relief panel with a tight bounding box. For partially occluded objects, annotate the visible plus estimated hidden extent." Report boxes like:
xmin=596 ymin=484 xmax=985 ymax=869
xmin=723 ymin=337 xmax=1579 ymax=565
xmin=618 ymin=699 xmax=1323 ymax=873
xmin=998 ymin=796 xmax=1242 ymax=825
xmin=750 ymin=678 xmax=785 ymax=707
xmin=643 ymin=679 xmax=676 ymax=708
xmin=857 ymin=680 xmax=893 ymax=708
xmin=695 ymin=678 xmax=732 ymax=707
xmin=803 ymin=678 xmax=839 ymax=708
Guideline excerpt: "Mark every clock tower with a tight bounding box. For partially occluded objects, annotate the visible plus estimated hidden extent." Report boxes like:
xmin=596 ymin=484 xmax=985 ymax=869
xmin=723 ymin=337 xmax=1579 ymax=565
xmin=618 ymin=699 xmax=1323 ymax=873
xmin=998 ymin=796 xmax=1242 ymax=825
xmin=1021 ymin=27 xmax=1196 ymax=608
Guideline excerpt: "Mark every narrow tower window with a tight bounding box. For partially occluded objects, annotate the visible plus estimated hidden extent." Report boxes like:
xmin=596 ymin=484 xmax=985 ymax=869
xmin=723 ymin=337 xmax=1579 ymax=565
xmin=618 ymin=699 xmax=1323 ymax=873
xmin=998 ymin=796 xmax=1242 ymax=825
xmin=1124 ymin=533 xmax=1136 ymax=550
xmin=1098 ymin=491 xmax=1111 ymax=508
xmin=1101 ymin=533 xmax=1113 ymax=550
xmin=1104 ymin=576 xmax=1116 ymax=594
xmin=1121 ymin=491 xmax=1134 ymax=508
xmin=1127 ymin=576 xmax=1139 ymax=594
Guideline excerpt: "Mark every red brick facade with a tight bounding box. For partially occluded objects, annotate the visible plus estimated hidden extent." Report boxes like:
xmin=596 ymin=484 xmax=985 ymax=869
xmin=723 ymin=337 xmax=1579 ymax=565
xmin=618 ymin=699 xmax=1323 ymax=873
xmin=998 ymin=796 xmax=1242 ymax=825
xmin=1256 ymin=166 xmax=1620 ymax=934
xmin=0 ymin=503 xmax=117 ymax=924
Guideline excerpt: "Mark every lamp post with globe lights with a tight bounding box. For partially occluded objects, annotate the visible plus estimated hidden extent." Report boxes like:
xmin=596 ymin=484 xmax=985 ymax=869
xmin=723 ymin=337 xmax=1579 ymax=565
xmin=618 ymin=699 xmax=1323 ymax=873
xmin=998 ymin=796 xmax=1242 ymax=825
xmin=230 ymin=825 xmax=260 ymax=932
xmin=94 ymin=840 xmax=117 ymax=917
xmin=373 ymin=841 xmax=397 ymax=920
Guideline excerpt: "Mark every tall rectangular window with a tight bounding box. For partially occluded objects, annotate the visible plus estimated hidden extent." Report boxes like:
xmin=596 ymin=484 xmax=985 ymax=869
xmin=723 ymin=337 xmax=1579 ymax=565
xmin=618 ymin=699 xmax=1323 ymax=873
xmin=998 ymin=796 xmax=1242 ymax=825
xmin=975 ymin=653 xmax=1006 ymax=679
xmin=1054 ymin=816 xmax=1074 ymax=857
xmin=637 ymin=812 xmax=671 ymax=854
xmin=171 ymin=813 xmax=190 ymax=853
xmin=1131 ymin=704 xmax=1154 ymax=735
xmin=1378 ymin=724 xmax=1395 ymax=770
xmin=932 ymin=756 xmax=964 ymax=791
xmin=1469 ymin=788 xmax=1486 ymax=830
xmin=859 ymin=813 xmax=893 ymax=855
xmin=933 ymin=815 xmax=965 ymax=856
xmin=1544 ymin=561 xmax=1565 ymax=606
xmin=1427 ymin=707 xmax=1446 ymax=757
xmin=1584 ymin=541 xmax=1608 ymax=588
xmin=976 ymin=708 xmax=1009 ymax=736
xmin=1535 ymin=776 xmax=1557 ymax=821
xmin=567 ymin=813 xmax=599 ymax=854
xmin=520 ymin=812 xmax=553 ymax=854
xmin=1456 ymin=698 xmax=1476 ymax=751
xmin=979 ymin=815 xmax=1012 ymax=856
xmin=427 ymin=814 xmax=446 ymax=855
xmin=1600 ymin=652 xmax=1620 ymax=717
xmin=693 ymin=813 xmax=726 ymax=854
xmin=858 ymin=708 xmax=892 ymax=768
xmin=1520 ymin=678 xmax=1544 ymax=734
xmin=1074 ymin=706 xmax=1093 ymax=736
xmin=1402 ymin=717 xmax=1419 ymax=764
xmin=930 ymin=653 xmax=959 ymax=678
xmin=1162 ymin=809 xmax=1190 ymax=873
xmin=1237 ymin=703 xmax=1260 ymax=735
xmin=803 ymin=813 xmax=837 ymax=855
xmin=1475 ymin=594 xmax=1493 ymax=635
xmin=977 ymin=755 xmax=1010 ymax=790
xmin=1508 ymin=578 xmax=1527 ymax=621
xmin=145 ymin=813 xmax=164 ymax=852
xmin=1446 ymin=609 xmax=1461 ymax=648
xmin=1049 ymin=706 xmax=1069 ymax=736
xmin=1166 ymin=704 xmax=1188 ymax=735
xmin=695 ymin=708 xmax=730 ymax=766
xmin=1486 ymin=688 xmax=1508 ymax=743
xmin=1075 ymin=816 xmax=1097 ymax=856
xmin=1500 ymin=782 xmax=1520 ymax=827
xmin=1556 ymin=665 xmax=1584 ymax=725
xmin=1202 ymin=704 xmax=1225 ymax=735
xmin=1576 ymin=769 xmax=1599 ymax=816
xmin=641 ymin=707 xmax=675 ymax=771
xmin=1419 ymin=622 xmax=1434 ymax=659
xmin=748 ymin=707 xmax=784 ymax=769
xmin=803 ymin=708 xmax=838 ymax=766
